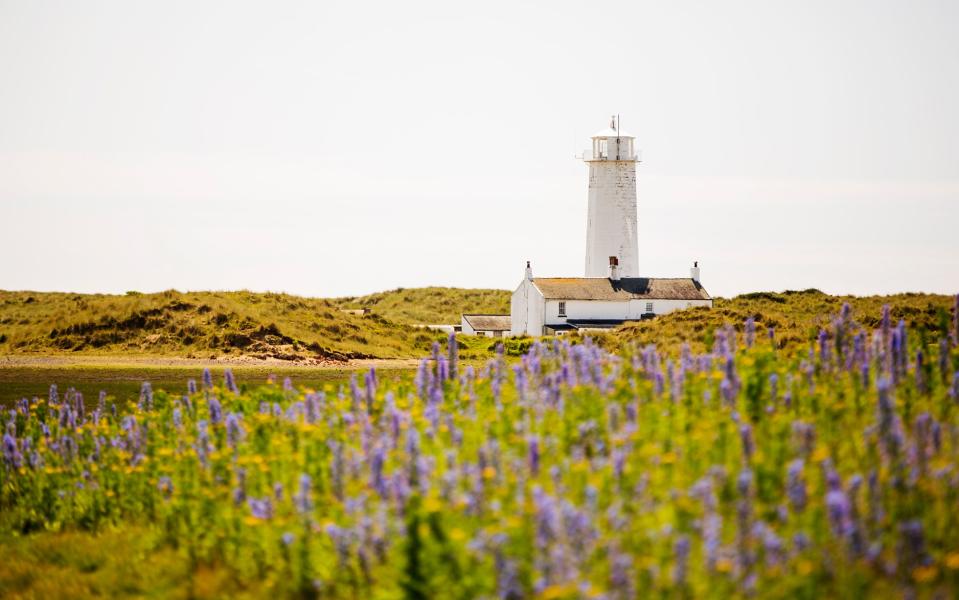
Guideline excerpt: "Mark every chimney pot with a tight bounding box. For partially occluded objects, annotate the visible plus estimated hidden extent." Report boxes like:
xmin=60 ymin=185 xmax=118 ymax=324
xmin=608 ymin=257 xmax=621 ymax=281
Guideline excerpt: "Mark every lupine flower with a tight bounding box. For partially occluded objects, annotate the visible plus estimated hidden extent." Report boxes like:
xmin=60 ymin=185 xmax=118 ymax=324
xmin=195 ymin=420 xmax=212 ymax=467
xmin=232 ymin=467 xmax=247 ymax=505
xmin=898 ymin=519 xmax=929 ymax=570
xmin=876 ymin=377 xmax=903 ymax=462
xmin=225 ymin=412 xmax=244 ymax=448
xmin=825 ymin=487 xmax=851 ymax=539
xmin=224 ymin=369 xmax=239 ymax=395
xmin=744 ymin=317 xmax=755 ymax=348
xmin=187 ymin=378 xmax=197 ymax=394
xmin=528 ymin=435 xmax=540 ymax=476
xmin=786 ymin=459 xmax=806 ymax=512
xmin=207 ymin=396 xmax=223 ymax=425
xmin=294 ymin=473 xmax=313 ymax=514
xmin=673 ymin=535 xmax=691 ymax=585
xmin=739 ymin=423 xmax=754 ymax=461
xmin=138 ymin=382 xmax=153 ymax=411
xmin=248 ymin=496 xmax=274 ymax=519
xmin=2 ymin=433 xmax=21 ymax=469
xmin=818 ymin=329 xmax=830 ymax=367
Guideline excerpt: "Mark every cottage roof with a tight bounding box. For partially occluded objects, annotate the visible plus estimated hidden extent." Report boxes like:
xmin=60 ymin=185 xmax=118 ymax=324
xmin=462 ymin=314 xmax=512 ymax=331
xmin=531 ymin=278 xmax=710 ymax=301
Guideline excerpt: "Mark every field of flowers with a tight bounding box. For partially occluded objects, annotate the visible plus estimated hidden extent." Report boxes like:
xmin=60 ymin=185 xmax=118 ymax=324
xmin=2 ymin=299 xmax=959 ymax=598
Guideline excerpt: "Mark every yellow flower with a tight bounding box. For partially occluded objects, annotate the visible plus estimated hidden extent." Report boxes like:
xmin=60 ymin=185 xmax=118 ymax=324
xmin=482 ymin=466 xmax=497 ymax=479
xmin=810 ymin=446 xmax=830 ymax=463
xmin=912 ymin=565 xmax=938 ymax=583
xmin=423 ymin=496 xmax=442 ymax=513
xmin=540 ymin=584 xmax=573 ymax=599
xmin=945 ymin=553 xmax=959 ymax=570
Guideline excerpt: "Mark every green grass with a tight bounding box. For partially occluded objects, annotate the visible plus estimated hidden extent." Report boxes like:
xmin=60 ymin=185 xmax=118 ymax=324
xmin=0 ymin=365 xmax=411 ymax=409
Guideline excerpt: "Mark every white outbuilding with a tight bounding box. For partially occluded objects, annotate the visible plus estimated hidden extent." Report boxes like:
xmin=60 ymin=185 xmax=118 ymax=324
xmin=461 ymin=314 xmax=512 ymax=337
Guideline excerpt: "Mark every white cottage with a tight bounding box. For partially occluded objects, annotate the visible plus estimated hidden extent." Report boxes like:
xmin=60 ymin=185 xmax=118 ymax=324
xmin=511 ymin=262 xmax=711 ymax=336
xmin=509 ymin=116 xmax=713 ymax=336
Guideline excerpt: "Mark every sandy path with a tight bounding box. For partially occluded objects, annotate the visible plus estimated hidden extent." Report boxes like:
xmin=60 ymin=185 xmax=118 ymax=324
xmin=0 ymin=354 xmax=421 ymax=370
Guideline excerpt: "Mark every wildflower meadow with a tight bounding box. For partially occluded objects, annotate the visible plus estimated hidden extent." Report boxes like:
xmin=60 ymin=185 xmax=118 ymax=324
xmin=2 ymin=299 xmax=959 ymax=598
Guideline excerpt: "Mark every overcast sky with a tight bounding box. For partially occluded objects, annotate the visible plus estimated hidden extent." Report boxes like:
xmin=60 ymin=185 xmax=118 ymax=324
xmin=1 ymin=1 xmax=957 ymax=298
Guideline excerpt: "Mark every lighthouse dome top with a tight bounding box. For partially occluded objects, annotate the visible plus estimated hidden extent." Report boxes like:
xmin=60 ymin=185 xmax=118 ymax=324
xmin=591 ymin=115 xmax=634 ymax=139
xmin=591 ymin=127 xmax=634 ymax=139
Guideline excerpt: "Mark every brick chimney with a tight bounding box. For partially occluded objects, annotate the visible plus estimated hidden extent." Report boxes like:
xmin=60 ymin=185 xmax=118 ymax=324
xmin=608 ymin=256 xmax=620 ymax=281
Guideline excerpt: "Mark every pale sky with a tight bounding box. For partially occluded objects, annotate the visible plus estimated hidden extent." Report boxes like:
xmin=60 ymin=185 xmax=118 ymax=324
xmin=1 ymin=1 xmax=957 ymax=298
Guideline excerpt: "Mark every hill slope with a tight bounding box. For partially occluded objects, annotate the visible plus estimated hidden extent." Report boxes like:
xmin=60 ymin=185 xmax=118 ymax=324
xmin=613 ymin=289 xmax=956 ymax=353
xmin=1 ymin=288 xmax=954 ymax=362
xmin=0 ymin=289 xmax=510 ymax=361
xmin=333 ymin=287 xmax=510 ymax=324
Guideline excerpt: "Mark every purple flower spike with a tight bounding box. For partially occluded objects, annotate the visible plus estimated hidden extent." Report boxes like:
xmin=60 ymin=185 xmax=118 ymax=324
xmin=225 ymin=413 xmax=245 ymax=448
xmin=786 ymin=460 xmax=806 ymax=512
xmin=138 ymin=382 xmax=153 ymax=411
xmin=673 ymin=535 xmax=691 ymax=585
xmin=207 ymin=396 xmax=223 ymax=425
xmin=528 ymin=436 xmax=540 ymax=476
xmin=3 ymin=433 xmax=22 ymax=469
xmin=294 ymin=473 xmax=313 ymax=515
xmin=224 ymin=369 xmax=239 ymax=395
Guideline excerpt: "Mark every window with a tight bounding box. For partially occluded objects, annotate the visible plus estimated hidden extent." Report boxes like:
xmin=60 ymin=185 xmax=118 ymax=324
xmin=558 ymin=301 xmax=567 ymax=317
xmin=645 ymin=302 xmax=654 ymax=313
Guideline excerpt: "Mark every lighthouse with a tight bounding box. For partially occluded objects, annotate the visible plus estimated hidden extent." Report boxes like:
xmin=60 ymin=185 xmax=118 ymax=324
xmin=583 ymin=116 xmax=639 ymax=278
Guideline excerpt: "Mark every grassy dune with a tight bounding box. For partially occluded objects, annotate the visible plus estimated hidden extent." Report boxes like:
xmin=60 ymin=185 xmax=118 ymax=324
xmin=1 ymin=288 xmax=955 ymax=363
xmin=0 ymin=289 xmax=500 ymax=362
xmin=334 ymin=286 xmax=511 ymax=325
xmin=613 ymin=289 xmax=956 ymax=354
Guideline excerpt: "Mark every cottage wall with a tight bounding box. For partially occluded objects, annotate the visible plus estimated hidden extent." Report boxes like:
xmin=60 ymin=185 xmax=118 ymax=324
xmin=541 ymin=297 xmax=712 ymax=325
xmin=511 ymin=279 xmax=545 ymax=336
xmin=624 ymin=298 xmax=712 ymax=318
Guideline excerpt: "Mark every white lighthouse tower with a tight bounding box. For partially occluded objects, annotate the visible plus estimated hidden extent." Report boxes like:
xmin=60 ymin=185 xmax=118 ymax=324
xmin=583 ymin=116 xmax=640 ymax=278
